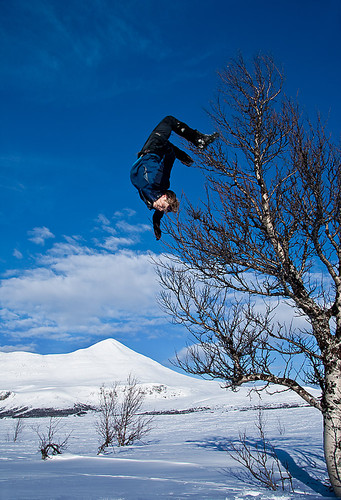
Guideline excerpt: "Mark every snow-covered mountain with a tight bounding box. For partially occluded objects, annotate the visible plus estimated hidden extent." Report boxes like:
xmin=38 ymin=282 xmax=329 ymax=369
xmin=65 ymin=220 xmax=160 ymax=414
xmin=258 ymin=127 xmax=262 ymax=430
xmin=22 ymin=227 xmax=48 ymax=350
xmin=1 ymin=338 xmax=192 ymax=389
xmin=0 ymin=338 xmax=317 ymax=417
xmin=0 ymin=339 xmax=223 ymax=415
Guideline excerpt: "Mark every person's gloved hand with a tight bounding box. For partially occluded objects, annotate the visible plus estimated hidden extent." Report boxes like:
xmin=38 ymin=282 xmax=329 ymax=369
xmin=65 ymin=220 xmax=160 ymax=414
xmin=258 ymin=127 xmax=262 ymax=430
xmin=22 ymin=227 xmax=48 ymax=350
xmin=153 ymin=210 xmax=163 ymax=240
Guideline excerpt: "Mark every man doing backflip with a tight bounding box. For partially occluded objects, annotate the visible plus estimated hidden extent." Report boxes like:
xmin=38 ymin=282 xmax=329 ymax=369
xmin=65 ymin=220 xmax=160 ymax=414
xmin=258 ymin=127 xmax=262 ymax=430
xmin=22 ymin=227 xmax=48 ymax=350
xmin=130 ymin=115 xmax=218 ymax=240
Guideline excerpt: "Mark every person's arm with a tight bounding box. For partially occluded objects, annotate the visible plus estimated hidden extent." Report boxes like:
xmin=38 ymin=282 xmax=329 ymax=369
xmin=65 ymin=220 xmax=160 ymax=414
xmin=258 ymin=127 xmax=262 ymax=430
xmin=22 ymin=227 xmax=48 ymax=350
xmin=152 ymin=210 xmax=164 ymax=240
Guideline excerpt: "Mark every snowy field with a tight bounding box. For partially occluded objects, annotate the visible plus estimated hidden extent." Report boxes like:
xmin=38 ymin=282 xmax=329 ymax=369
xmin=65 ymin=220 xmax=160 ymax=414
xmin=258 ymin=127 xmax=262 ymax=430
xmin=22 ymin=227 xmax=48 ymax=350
xmin=0 ymin=340 xmax=335 ymax=499
xmin=0 ymin=395 xmax=333 ymax=499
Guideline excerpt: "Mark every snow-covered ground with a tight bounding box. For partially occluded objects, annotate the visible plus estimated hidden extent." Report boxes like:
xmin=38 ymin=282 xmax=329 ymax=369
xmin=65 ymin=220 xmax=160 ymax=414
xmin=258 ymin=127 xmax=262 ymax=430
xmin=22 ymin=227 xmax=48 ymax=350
xmin=0 ymin=340 xmax=334 ymax=499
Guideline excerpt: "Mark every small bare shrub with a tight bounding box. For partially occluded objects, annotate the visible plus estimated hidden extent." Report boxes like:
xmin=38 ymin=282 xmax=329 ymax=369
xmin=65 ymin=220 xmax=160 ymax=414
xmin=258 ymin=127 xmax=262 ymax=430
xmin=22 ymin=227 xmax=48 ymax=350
xmin=96 ymin=383 xmax=118 ymax=454
xmin=12 ymin=417 xmax=24 ymax=442
xmin=36 ymin=417 xmax=71 ymax=460
xmin=115 ymin=374 xmax=154 ymax=447
xmin=276 ymin=416 xmax=286 ymax=437
xmin=227 ymin=411 xmax=294 ymax=492
xmin=96 ymin=375 xmax=154 ymax=454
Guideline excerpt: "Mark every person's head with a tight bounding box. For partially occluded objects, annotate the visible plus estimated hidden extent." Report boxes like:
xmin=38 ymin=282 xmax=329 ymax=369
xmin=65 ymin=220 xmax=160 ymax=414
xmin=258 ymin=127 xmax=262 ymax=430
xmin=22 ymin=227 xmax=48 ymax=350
xmin=164 ymin=190 xmax=180 ymax=213
xmin=153 ymin=191 xmax=180 ymax=213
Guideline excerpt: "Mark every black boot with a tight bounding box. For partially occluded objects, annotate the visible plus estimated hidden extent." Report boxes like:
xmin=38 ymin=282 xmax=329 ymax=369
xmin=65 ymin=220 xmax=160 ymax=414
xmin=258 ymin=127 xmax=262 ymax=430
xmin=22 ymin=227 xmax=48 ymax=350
xmin=195 ymin=131 xmax=219 ymax=149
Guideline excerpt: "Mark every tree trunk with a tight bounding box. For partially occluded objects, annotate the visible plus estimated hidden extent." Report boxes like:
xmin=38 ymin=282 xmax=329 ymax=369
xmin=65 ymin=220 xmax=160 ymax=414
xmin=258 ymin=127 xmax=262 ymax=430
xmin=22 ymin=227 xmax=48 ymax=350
xmin=323 ymin=367 xmax=341 ymax=496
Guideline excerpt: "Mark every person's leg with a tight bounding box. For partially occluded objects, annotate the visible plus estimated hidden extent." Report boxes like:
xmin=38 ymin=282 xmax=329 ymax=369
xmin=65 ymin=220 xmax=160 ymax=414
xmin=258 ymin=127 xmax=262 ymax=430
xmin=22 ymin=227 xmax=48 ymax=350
xmin=153 ymin=116 xmax=218 ymax=147
xmin=162 ymin=115 xmax=199 ymax=143
xmin=140 ymin=116 xmax=218 ymax=155
xmin=141 ymin=116 xmax=198 ymax=154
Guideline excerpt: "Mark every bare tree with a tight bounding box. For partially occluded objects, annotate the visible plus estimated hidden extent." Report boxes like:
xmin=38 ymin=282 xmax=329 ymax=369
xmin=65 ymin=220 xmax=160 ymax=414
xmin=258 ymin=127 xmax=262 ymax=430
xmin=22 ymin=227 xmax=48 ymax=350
xmin=157 ymin=54 xmax=341 ymax=495
xmin=96 ymin=375 xmax=153 ymax=454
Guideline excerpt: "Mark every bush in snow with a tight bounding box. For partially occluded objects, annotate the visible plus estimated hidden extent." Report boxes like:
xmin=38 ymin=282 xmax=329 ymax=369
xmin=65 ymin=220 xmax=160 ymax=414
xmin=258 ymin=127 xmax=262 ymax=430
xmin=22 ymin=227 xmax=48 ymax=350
xmin=96 ymin=383 xmax=117 ymax=454
xmin=12 ymin=417 xmax=24 ymax=442
xmin=96 ymin=374 xmax=154 ymax=454
xmin=226 ymin=410 xmax=294 ymax=492
xmin=36 ymin=417 xmax=71 ymax=460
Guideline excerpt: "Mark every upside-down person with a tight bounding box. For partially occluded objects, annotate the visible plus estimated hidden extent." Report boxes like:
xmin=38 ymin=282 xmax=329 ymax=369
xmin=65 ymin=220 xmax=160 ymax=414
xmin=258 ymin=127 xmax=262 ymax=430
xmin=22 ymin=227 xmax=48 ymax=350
xmin=130 ymin=115 xmax=218 ymax=240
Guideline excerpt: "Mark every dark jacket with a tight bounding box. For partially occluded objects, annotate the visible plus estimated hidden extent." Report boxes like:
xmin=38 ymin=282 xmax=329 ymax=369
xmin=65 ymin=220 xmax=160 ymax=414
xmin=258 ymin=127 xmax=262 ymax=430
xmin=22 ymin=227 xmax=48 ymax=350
xmin=130 ymin=141 xmax=190 ymax=209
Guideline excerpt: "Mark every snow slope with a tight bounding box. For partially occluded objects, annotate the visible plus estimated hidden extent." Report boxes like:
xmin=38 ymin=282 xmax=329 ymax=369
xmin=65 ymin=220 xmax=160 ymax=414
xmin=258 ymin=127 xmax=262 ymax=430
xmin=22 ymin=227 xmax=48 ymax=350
xmin=0 ymin=339 xmax=224 ymax=413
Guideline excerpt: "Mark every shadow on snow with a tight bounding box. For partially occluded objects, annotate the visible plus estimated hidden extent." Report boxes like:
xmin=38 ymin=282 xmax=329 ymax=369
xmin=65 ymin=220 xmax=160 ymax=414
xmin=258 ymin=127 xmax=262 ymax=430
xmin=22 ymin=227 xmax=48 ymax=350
xmin=187 ymin=437 xmax=335 ymax=498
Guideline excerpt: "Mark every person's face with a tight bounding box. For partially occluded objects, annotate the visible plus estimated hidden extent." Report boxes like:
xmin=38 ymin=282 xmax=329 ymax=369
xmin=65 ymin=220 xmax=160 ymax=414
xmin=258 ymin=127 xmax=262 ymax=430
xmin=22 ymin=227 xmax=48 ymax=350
xmin=154 ymin=195 xmax=171 ymax=212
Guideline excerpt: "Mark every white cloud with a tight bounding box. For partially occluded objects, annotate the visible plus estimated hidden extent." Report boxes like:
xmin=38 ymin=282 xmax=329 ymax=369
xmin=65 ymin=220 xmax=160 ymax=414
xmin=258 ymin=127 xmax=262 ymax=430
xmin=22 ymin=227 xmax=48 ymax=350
xmin=115 ymin=220 xmax=150 ymax=234
xmin=0 ymin=210 xmax=315 ymax=354
xmin=93 ymin=212 xmax=151 ymax=248
xmin=28 ymin=226 xmax=55 ymax=245
xmin=113 ymin=208 xmax=136 ymax=219
xmin=0 ymin=231 xmax=166 ymax=343
xmin=96 ymin=214 xmax=111 ymax=227
xmin=0 ymin=343 xmax=37 ymax=353
xmin=97 ymin=236 xmax=136 ymax=251
xmin=13 ymin=249 xmax=23 ymax=259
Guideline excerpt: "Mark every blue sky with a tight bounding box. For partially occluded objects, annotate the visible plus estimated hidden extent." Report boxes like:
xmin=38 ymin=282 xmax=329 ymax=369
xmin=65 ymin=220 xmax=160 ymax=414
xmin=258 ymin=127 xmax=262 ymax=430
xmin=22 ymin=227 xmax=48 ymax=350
xmin=0 ymin=0 xmax=340 ymax=365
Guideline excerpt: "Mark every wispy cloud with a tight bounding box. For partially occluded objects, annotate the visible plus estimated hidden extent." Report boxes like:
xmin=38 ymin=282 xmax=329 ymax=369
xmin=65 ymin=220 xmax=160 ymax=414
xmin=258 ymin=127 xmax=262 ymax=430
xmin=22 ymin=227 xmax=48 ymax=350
xmin=93 ymin=211 xmax=151 ymax=247
xmin=115 ymin=220 xmax=150 ymax=234
xmin=0 ymin=208 xmax=313 ymax=354
xmin=13 ymin=249 xmax=23 ymax=260
xmin=28 ymin=226 xmax=55 ymax=245
xmin=0 ymin=0 xmax=172 ymax=102
xmin=96 ymin=236 xmax=136 ymax=252
xmin=0 ymin=342 xmax=37 ymax=353
xmin=113 ymin=208 xmax=136 ymax=219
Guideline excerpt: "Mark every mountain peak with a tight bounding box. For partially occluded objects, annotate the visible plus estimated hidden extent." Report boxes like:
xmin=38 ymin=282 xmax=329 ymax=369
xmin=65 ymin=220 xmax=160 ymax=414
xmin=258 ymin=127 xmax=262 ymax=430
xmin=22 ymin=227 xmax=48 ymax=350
xmin=1 ymin=338 xmax=193 ymax=390
xmin=0 ymin=338 xmax=216 ymax=415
